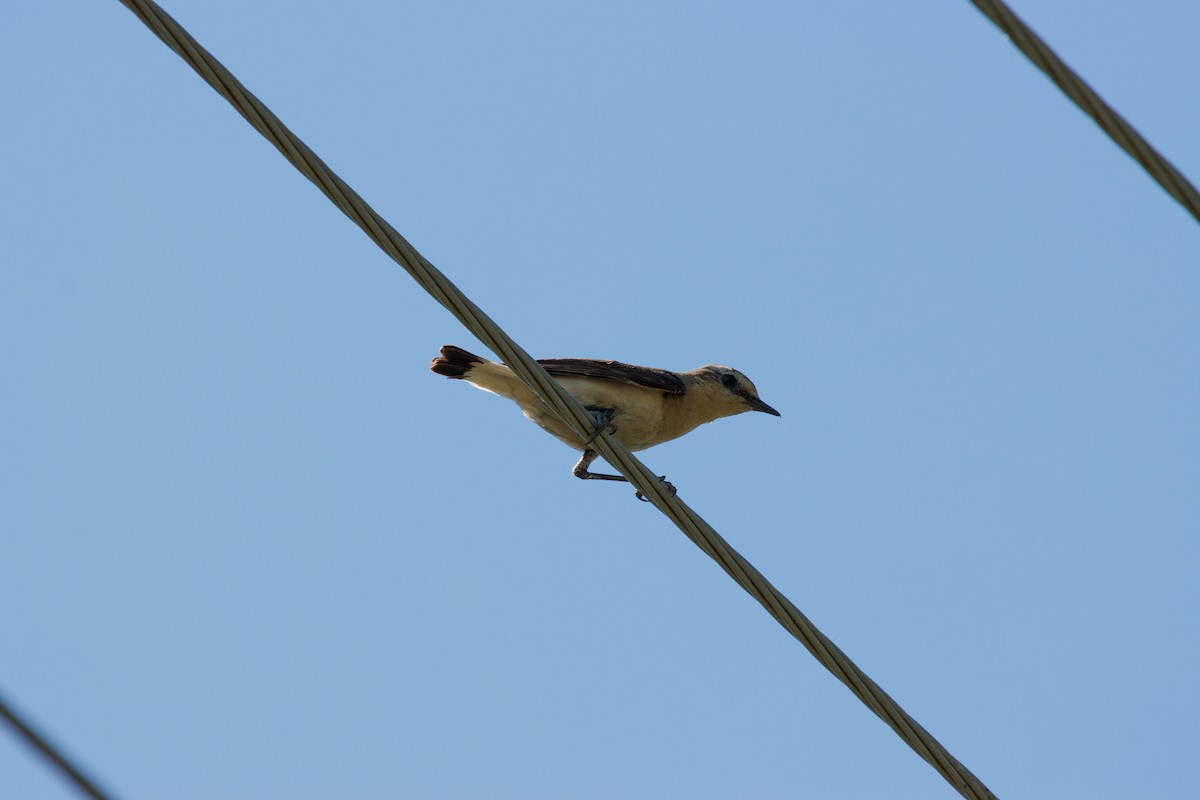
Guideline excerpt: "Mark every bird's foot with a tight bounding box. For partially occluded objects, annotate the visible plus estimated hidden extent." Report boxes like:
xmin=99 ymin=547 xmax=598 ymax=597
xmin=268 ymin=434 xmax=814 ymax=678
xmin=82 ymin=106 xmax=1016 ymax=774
xmin=635 ymin=476 xmax=676 ymax=502
xmin=582 ymin=409 xmax=618 ymax=446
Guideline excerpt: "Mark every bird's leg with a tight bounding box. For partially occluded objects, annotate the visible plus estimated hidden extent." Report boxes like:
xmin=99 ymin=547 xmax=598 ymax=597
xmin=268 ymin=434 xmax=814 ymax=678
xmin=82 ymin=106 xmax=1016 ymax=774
xmin=571 ymin=449 xmax=628 ymax=482
xmin=581 ymin=407 xmax=618 ymax=446
xmin=571 ymin=449 xmax=677 ymax=503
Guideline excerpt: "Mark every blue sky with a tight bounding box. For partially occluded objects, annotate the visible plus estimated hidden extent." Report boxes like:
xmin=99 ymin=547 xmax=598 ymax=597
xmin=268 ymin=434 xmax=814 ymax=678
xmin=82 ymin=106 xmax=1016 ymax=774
xmin=2 ymin=2 xmax=1197 ymax=798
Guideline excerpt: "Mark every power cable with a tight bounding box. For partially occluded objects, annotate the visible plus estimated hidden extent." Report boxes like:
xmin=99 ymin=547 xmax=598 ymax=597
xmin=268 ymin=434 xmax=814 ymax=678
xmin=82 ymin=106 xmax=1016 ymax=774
xmin=967 ymin=0 xmax=1200 ymax=225
xmin=112 ymin=1 xmax=999 ymax=796
xmin=0 ymin=690 xmax=119 ymax=800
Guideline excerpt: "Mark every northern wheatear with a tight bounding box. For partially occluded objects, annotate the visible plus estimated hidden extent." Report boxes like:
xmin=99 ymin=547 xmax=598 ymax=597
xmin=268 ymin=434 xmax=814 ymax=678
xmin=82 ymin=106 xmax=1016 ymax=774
xmin=430 ymin=345 xmax=780 ymax=498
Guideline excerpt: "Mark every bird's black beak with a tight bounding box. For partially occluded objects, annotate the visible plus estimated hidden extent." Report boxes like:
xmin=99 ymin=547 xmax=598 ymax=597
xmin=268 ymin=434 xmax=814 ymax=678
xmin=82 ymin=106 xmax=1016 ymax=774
xmin=747 ymin=396 xmax=781 ymax=417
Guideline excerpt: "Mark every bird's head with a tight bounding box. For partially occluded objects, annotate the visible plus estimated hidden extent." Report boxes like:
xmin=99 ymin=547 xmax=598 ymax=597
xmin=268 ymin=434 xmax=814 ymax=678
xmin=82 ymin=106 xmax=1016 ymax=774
xmin=692 ymin=365 xmax=781 ymax=419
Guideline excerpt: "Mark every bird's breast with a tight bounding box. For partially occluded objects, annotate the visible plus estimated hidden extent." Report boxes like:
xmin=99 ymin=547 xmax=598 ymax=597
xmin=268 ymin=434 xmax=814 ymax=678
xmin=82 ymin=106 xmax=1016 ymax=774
xmin=555 ymin=378 xmax=668 ymax=451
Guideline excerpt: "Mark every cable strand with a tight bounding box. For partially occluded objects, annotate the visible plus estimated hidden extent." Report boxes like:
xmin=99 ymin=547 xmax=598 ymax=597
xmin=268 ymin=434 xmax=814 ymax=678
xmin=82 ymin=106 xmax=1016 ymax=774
xmin=0 ymin=691 xmax=119 ymax=800
xmin=967 ymin=0 xmax=1200 ymax=224
xmin=113 ymin=1 xmax=999 ymax=797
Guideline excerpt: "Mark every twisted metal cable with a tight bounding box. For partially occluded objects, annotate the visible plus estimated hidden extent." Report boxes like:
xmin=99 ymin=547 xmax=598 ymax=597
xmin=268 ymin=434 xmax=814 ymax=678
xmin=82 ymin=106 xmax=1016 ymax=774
xmin=114 ymin=2 xmax=997 ymax=797
xmin=968 ymin=0 xmax=1200 ymax=225
xmin=1 ymin=691 xmax=119 ymax=800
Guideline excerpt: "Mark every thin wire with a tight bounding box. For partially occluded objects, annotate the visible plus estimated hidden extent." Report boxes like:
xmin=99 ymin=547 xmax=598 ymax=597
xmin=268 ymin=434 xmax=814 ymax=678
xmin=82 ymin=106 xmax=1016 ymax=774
xmin=0 ymin=691 xmax=119 ymax=800
xmin=967 ymin=0 xmax=1200 ymax=225
xmin=113 ymin=1 xmax=997 ymax=797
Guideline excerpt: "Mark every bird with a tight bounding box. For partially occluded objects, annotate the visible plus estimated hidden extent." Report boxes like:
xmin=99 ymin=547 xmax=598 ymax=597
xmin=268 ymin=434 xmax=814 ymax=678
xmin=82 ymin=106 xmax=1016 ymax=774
xmin=429 ymin=344 xmax=780 ymax=499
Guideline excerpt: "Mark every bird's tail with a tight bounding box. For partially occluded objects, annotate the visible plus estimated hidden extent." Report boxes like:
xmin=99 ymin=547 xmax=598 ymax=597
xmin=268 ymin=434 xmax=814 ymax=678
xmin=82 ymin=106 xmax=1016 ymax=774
xmin=430 ymin=345 xmax=486 ymax=379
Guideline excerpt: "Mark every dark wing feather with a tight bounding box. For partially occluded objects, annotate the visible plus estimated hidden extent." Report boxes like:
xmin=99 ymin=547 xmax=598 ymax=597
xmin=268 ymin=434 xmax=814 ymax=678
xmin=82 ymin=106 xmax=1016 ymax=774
xmin=537 ymin=358 xmax=686 ymax=395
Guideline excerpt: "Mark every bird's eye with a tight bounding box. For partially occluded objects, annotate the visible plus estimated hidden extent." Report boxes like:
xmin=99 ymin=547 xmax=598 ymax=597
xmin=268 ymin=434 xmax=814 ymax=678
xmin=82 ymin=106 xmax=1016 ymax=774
xmin=721 ymin=373 xmax=738 ymax=389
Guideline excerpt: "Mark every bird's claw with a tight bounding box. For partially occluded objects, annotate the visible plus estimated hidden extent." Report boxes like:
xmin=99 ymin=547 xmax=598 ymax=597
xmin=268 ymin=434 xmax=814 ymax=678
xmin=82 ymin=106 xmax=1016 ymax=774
xmin=635 ymin=477 xmax=676 ymax=502
xmin=582 ymin=421 xmax=617 ymax=447
xmin=582 ymin=409 xmax=618 ymax=446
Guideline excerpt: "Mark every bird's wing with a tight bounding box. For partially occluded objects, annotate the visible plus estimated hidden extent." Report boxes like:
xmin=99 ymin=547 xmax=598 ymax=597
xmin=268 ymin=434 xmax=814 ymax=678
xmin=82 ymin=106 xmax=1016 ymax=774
xmin=537 ymin=358 xmax=686 ymax=395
